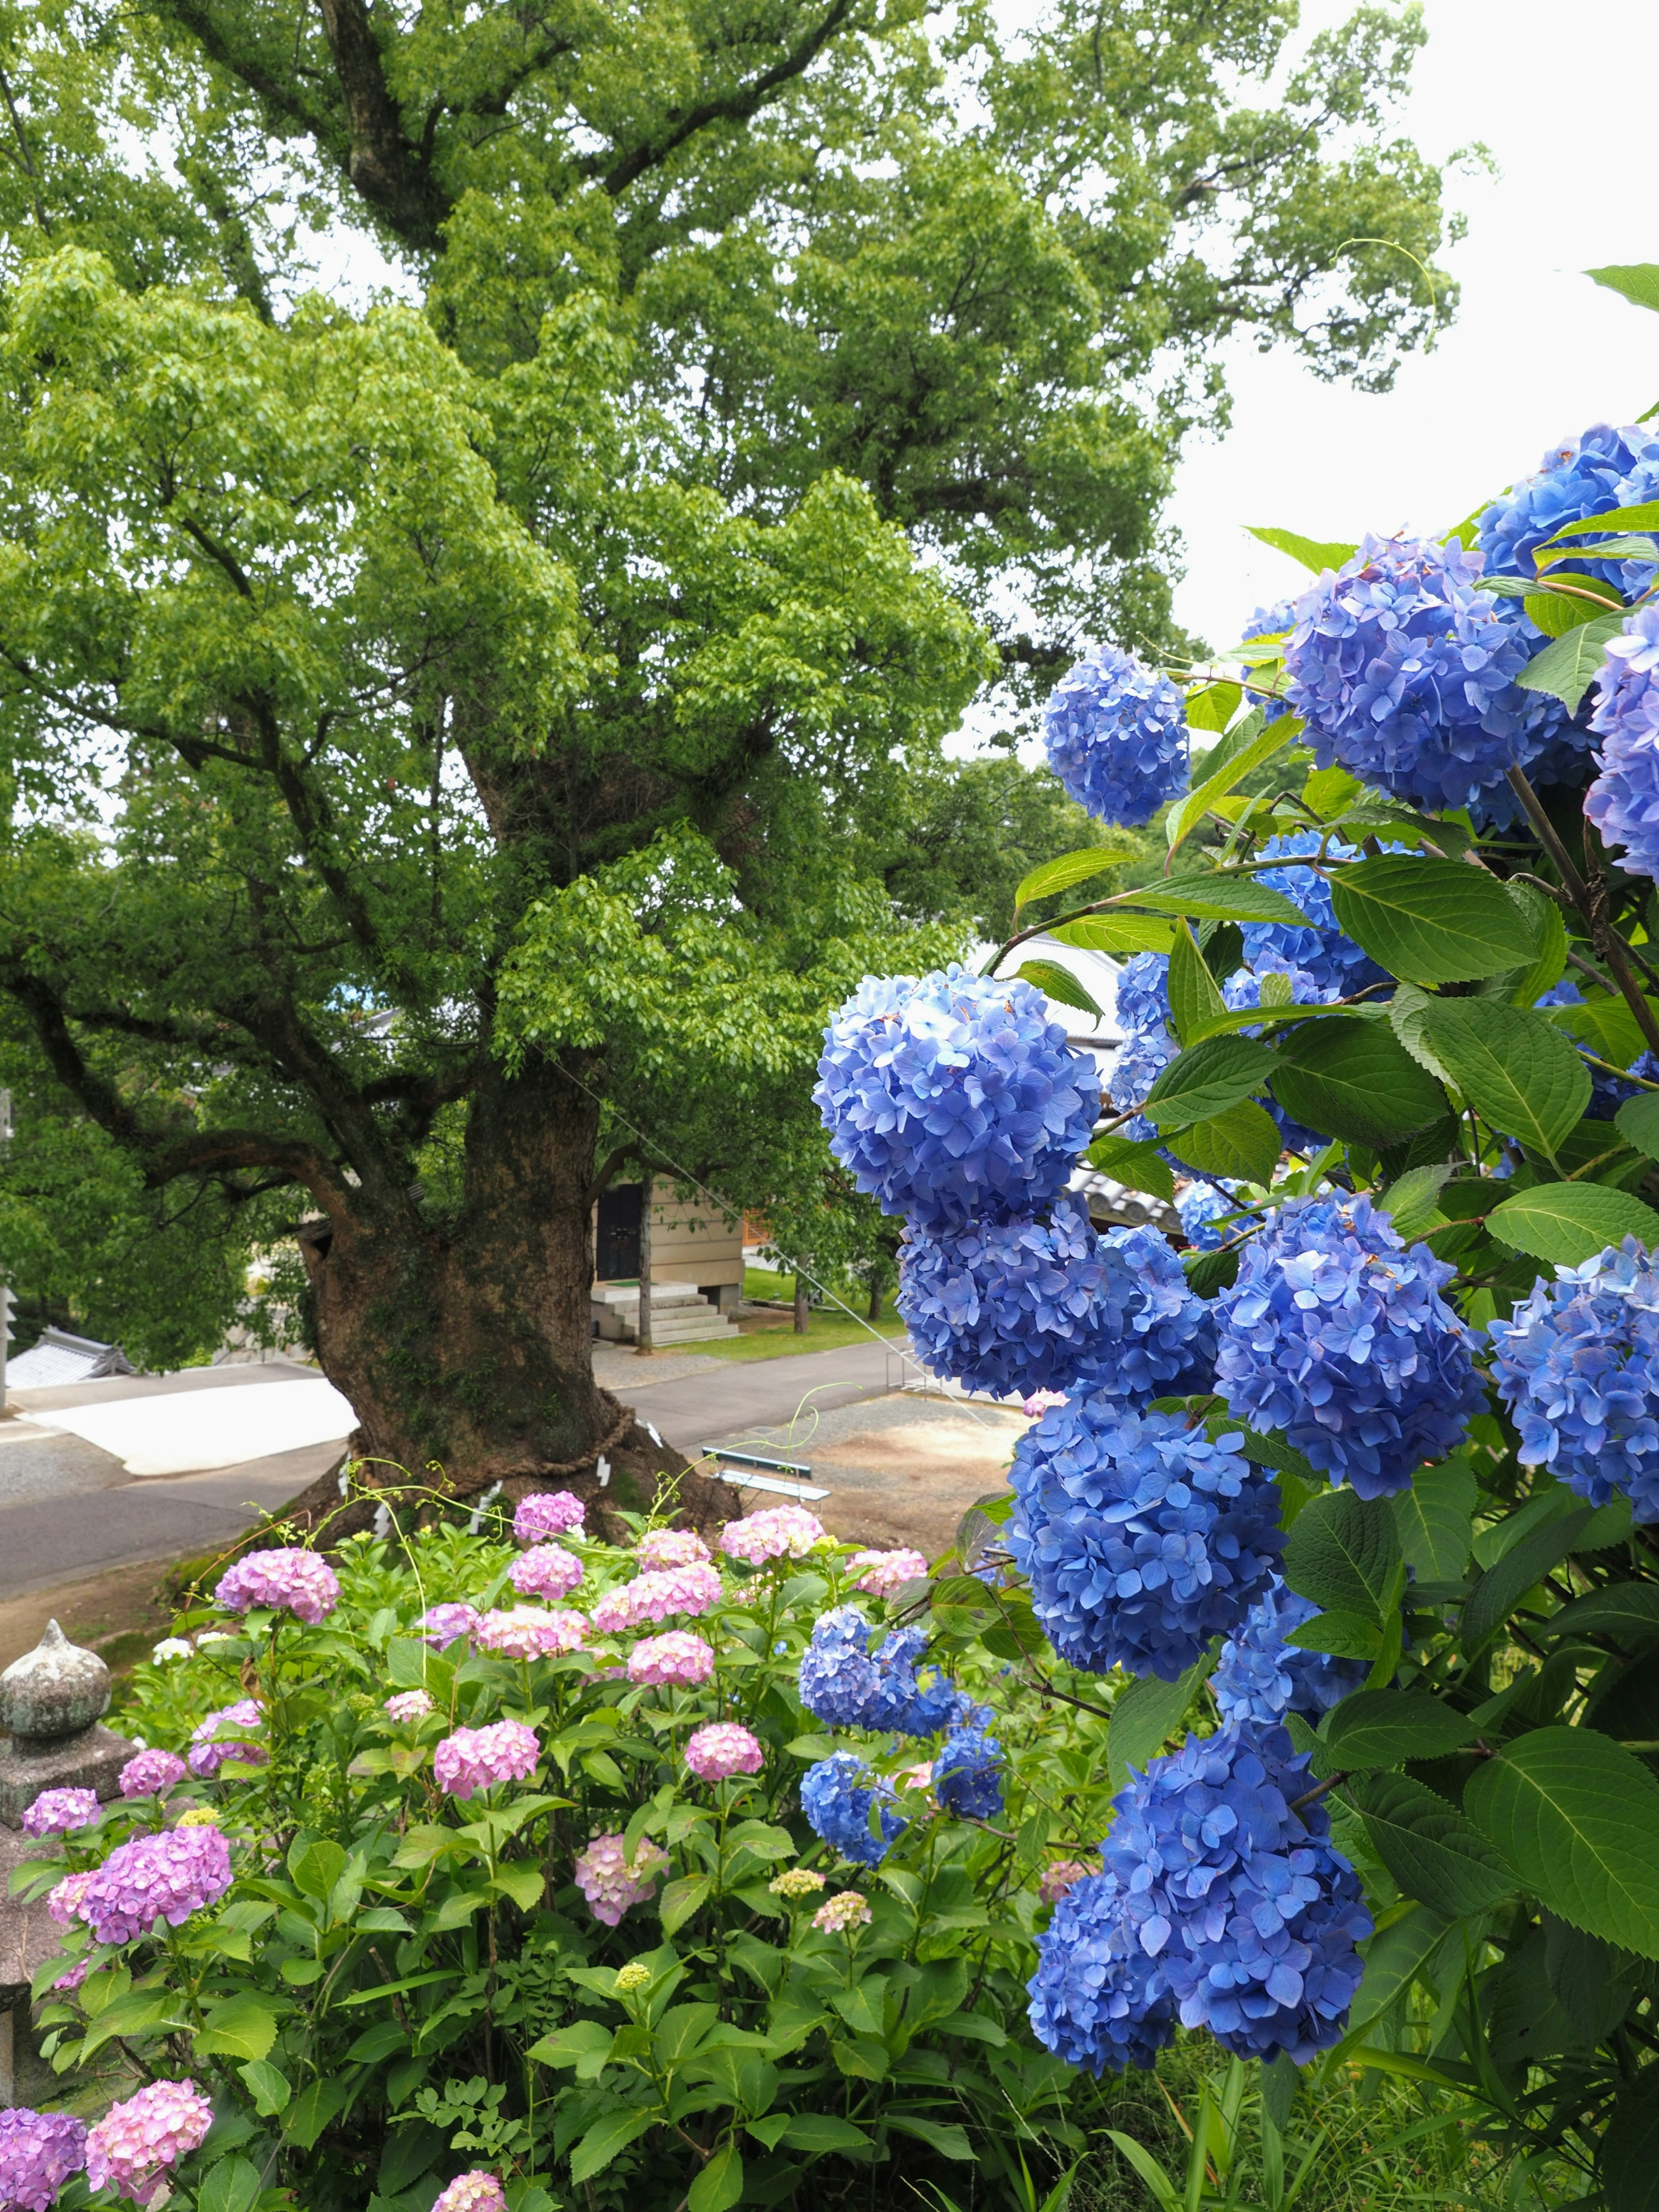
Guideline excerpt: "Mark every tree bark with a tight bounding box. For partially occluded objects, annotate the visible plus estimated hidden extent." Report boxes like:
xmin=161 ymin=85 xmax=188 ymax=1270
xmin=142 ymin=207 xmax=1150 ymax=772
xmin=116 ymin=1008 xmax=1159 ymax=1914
xmin=793 ymin=1271 xmax=810 ymax=1334
xmin=636 ymin=1171 xmax=653 ymax=1354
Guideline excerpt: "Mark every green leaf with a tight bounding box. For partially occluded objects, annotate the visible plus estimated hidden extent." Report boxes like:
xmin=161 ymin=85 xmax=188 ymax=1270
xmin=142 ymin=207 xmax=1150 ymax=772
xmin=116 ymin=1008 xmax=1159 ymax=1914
xmin=1163 ymin=1099 xmax=1281 ymax=1185
xmin=491 ymin=1860 xmax=545 ymax=1912
xmin=1165 ymin=714 xmax=1290 ymax=856
xmin=1548 ymin=990 xmax=1659 ymax=1071
xmin=1516 ymin=611 xmax=1626 ymax=708
xmin=780 ymin=2114 xmax=873 ymax=2153
xmin=1284 ymin=1610 xmax=1382 ymax=1661
xmin=1379 ymin=1160 xmax=1455 ymax=1242
xmin=1506 ymin=880 xmax=1570 ymax=1007
xmin=1167 ymin=919 xmax=1228 ymax=1045
xmin=1182 ymin=1243 xmax=1242 ymax=1297
xmin=688 ymin=2144 xmax=744 ymax=2212
xmin=285 ymin=2079 xmax=350 ymax=2151
xmin=1460 ymin=1506 xmax=1594 ymax=1656
xmin=1523 ymin=578 xmax=1624 ymax=636
xmin=195 ymin=1994 xmax=281 ymax=2062
xmin=1267 ymin=1017 xmax=1446 ymax=1147
xmin=1544 ymin=1586 xmax=1659 ymax=1646
xmin=1420 ymin=997 xmax=1590 ymax=1160
xmin=1014 ymin=848 xmax=1123 ymax=909
xmin=378 ymin=2122 xmax=446 ymax=2199
xmin=198 ymin=2156 xmax=262 ymax=2212
xmin=1601 ymin=2061 xmax=1659 ymax=2212
xmin=1245 ymin=525 xmax=1358 ymax=573
xmin=1142 ymin=1034 xmax=1275 ymax=1126
xmin=1322 ymin=1691 xmax=1478 ymax=1769
xmin=1617 ymin=1092 xmax=1659 ymax=1163
xmin=885 ymin=2116 xmax=976 ymax=2162
xmin=1465 ymin=1726 xmax=1659 ymax=1958
xmin=1328 ymin=857 xmax=1526 ymax=985
xmin=1487 ymin=1182 xmax=1659 ymax=1264
xmin=1283 ymin=1489 xmax=1400 ymax=1624
xmin=1184 ymin=680 xmax=1241 ymax=734
xmin=1350 ymin=1773 xmax=1514 ymax=1919
xmin=1014 ymin=959 xmax=1100 ymax=1017
xmin=1117 ymin=872 xmax=1313 ymax=927
xmin=1107 ymin=1654 xmax=1211 ymax=1794
xmin=237 ymin=2060 xmax=292 ymax=2116
xmin=1548 ymin=497 xmax=1659 ymax=542
xmin=658 ymin=1874 xmax=712 ymax=1937
xmin=529 ymin=2019 xmax=615 ymax=2075
xmin=1391 ymin=1458 xmax=1476 ymax=1583
xmin=345 ymin=2023 xmax=406 ymax=2065
xmin=288 ymin=1837 xmax=348 ymax=1902
xmin=1048 ymin=915 xmax=1176 ymax=957
xmin=1086 ymin=1135 xmax=1175 ymax=1201
xmin=570 ymin=2108 xmax=656 ymax=2183
xmin=1589 ymin=264 xmax=1659 ymax=314
xmin=1303 ymin=766 xmax=1364 ymax=820
xmin=1345 ymin=1902 xmax=1452 ymax=2044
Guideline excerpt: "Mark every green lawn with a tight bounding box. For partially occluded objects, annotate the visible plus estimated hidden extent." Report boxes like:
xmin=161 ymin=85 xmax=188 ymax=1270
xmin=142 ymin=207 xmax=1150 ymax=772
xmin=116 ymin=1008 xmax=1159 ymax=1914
xmin=629 ymin=1269 xmax=906 ymax=1364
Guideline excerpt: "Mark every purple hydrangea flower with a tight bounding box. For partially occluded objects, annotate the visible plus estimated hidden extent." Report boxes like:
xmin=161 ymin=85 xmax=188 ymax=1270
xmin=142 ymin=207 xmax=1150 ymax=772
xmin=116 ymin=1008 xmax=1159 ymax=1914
xmin=214 ymin=1548 xmax=339 ymax=1624
xmin=1010 ymin=1402 xmax=1283 ymax=1680
xmin=513 ymin=1491 xmax=585 ymax=1543
xmin=801 ymin=1751 xmax=906 ymax=1867
xmin=933 ymin=1710 xmax=1004 ymax=1820
xmin=434 ymin=1720 xmax=539 ymax=1799
xmin=572 ymin=1832 xmax=668 ymax=1926
xmin=415 ymin=1602 xmax=480 ymax=1650
xmin=119 ymin=1751 xmax=188 ymax=1800
xmin=1488 ymin=1237 xmax=1659 ymax=1519
xmin=1100 ymin=1721 xmax=1372 ymax=2063
xmin=78 ymin=1826 xmax=232 ymax=1945
xmin=1213 ymin=1192 xmax=1484 ymax=1500
xmin=21 ymin=1789 xmax=101 ymax=1839
xmin=1586 ymin=605 xmax=1659 ymax=881
xmin=188 ymin=1700 xmax=266 ymax=1779
xmin=1027 ymin=1867 xmax=1176 ymax=2075
xmin=1283 ymin=535 xmax=1545 ymax=812
xmin=815 ymin=966 xmax=1100 ymax=1230
xmin=432 ymin=2174 xmax=509 ymax=2212
xmin=1042 ymin=645 xmax=1190 ymax=827
xmin=0 ymin=2107 xmax=88 ymax=2212
xmin=1478 ymin=422 xmax=1659 ymax=597
xmin=1212 ymin=1579 xmax=1368 ymax=1726
xmin=85 ymin=2079 xmax=212 ymax=2206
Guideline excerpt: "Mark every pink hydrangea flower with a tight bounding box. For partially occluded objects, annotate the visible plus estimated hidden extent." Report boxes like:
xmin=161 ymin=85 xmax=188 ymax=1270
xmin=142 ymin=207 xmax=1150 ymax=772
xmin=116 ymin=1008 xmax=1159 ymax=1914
xmin=54 ymin=1957 xmax=89 ymax=1993
xmin=214 ymin=1547 xmax=340 ymax=1624
xmin=434 ymin=1720 xmax=539 ymax=1799
xmin=718 ymin=1505 xmax=827 ymax=1565
xmin=1039 ymin=1859 xmax=1096 ymax=1905
xmin=813 ymin=1891 xmax=872 ymax=1934
xmin=572 ymin=1832 xmax=669 ymax=1927
xmin=474 ymin=1607 xmax=588 ymax=1660
xmin=591 ymin=1561 xmax=722 ymax=1631
xmin=0 ymin=2107 xmax=88 ymax=2211
xmin=1021 ymin=1390 xmax=1069 ymax=1420
xmin=86 ymin=2079 xmax=213 ymax=2206
xmin=384 ymin=1689 xmax=434 ymax=1722
xmin=432 ymin=2174 xmax=509 ymax=2212
xmin=188 ymin=1700 xmax=266 ymax=1779
xmin=78 ymin=1826 xmax=232 ymax=1945
xmin=22 ymin=1788 xmax=101 ymax=1838
xmin=119 ymin=1750 xmax=188 ymax=1800
xmin=636 ymin=1528 xmax=710 ymax=1570
xmin=508 ymin=1543 xmax=584 ymax=1602
xmin=514 ymin=1491 xmax=585 ymax=1543
xmin=626 ymin=1632 xmax=714 ymax=1688
xmin=849 ymin=1548 xmax=928 ymax=1599
xmin=684 ymin=1723 xmax=763 ymax=1781
xmin=47 ymin=1871 xmax=95 ymax=1926
xmin=416 ymin=1602 xmax=480 ymax=1649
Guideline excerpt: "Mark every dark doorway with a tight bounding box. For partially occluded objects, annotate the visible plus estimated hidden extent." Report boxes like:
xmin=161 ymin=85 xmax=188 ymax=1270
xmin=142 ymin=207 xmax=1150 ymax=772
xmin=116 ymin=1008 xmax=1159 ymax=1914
xmin=596 ymin=1182 xmax=642 ymax=1281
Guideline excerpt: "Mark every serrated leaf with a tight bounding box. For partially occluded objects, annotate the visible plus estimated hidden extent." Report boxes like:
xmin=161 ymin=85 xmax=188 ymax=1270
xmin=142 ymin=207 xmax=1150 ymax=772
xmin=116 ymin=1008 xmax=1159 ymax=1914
xmin=1328 ymin=857 xmax=1523 ymax=985
xmin=781 ymin=2114 xmax=873 ymax=2152
xmin=1086 ymin=1134 xmax=1174 ymax=1201
xmin=1548 ymin=497 xmax=1659 ymax=543
xmin=1014 ymin=848 xmax=1124 ymax=910
xmin=1617 ymin=1092 xmax=1659 ymax=1163
xmin=1182 ymin=1243 xmax=1242 ymax=1297
xmin=1323 ymin=1690 xmax=1478 ymax=1769
xmin=1143 ymin=1034 xmax=1275 ymax=1125
xmin=198 ymin=2156 xmax=261 ymax=2212
xmin=195 ymin=1993 xmax=281 ymax=2062
xmin=1014 ymin=958 xmax=1099 ymax=1017
xmin=1465 ymin=1726 xmax=1659 ymax=1958
xmin=886 ymin=2116 xmax=975 ymax=2161
xmin=237 ymin=2059 xmax=291 ymax=2116
xmin=1268 ymin=1017 xmax=1446 ymax=1147
xmin=1049 ymin=915 xmax=1176 ymax=957
xmin=285 ymin=2079 xmax=350 ymax=2151
xmin=1461 ymin=1504 xmax=1593 ymax=1657
xmin=1303 ymin=766 xmax=1363 ymax=820
xmin=1487 ymin=1183 xmax=1659 ymax=1265
xmin=688 ymin=2144 xmax=744 ymax=2212
xmin=1391 ymin=1458 xmax=1475 ymax=1583
xmin=1284 ymin=1489 xmax=1401 ymax=1624
xmin=1545 ymin=1586 xmax=1659 ymax=1646
xmin=1350 ymin=1773 xmax=1514 ymax=1917
xmin=1107 ymin=1655 xmax=1212 ymax=1795
xmin=658 ymin=1874 xmax=712 ymax=1937
xmin=1163 ymin=1098 xmax=1281 ymax=1185
xmin=1523 ymin=577 xmax=1624 ymax=636
xmin=1588 ymin=264 xmax=1659 ymax=314
xmin=1246 ymin=524 xmax=1357 ymax=573
xmin=1117 ymin=872 xmax=1312 ymax=926
xmin=1166 ymin=712 xmax=1289 ymax=856
xmin=1378 ymin=1161 xmax=1455 ymax=1242
xmin=1516 ymin=611 xmax=1626 ymax=708
xmin=1420 ymin=997 xmax=1589 ymax=1160
xmin=1284 ymin=1609 xmax=1382 ymax=1660
xmin=1185 ymin=679 xmax=1241 ymax=733
xmin=1506 ymin=880 xmax=1570 ymax=1007
xmin=1167 ymin=919 xmax=1227 ymax=1045
xmin=570 ymin=2107 xmax=656 ymax=2183
xmin=1602 ymin=2061 xmax=1659 ymax=2212
xmin=1387 ymin=982 xmax=1456 ymax=1087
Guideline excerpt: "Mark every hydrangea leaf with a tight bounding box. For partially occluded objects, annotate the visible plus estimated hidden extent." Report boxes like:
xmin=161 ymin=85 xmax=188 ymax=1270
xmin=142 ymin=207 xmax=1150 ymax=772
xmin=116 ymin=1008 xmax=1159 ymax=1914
xmin=1600 ymin=2063 xmax=1659 ymax=2212
xmin=1546 ymin=496 xmax=1659 ymax=541
xmin=1419 ymin=998 xmax=1590 ymax=1160
xmin=1267 ymin=1016 xmax=1446 ymax=1146
xmin=1341 ymin=1901 xmax=1452 ymax=2048
xmin=1546 ymin=990 xmax=1659 ymax=1071
xmin=1322 ymin=1690 xmax=1479 ymax=1768
xmin=1105 ymin=1653 xmax=1213 ymax=1796
xmin=1049 ymin=915 xmax=1176 ymax=956
xmin=1486 ymin=1184 xmax=1659 ymax=1265
xmin=1166 ymin=712 xmax=1288 ymax=857
xmin=1378 ymin=1161 xmax=1455 ymax=1242
xmin=1303 ymin=767 xmax=1365 ymax=820
xmin=194 ymin=1993 xmax=282 ymax=2063
xmin=1505 ymin=881 xmax=1569 ymax=1007
xmin=1460 ymin=1506 xmax=1594 ymax=1658
xmin=1163 ymin=1100 xmax=1281 ymax=1186
xmin=1542 ymin=1585 xmax=1659 ymax=1647
xmin=1616 ymin=1093 xmax=1659 ymax=1163
xmin=1328 ymin=858 xmax=1522 ymax=985
xmin=1167 ymin=921 xmax=1228 ymax=1045
xmin=1283 ymin=1489 xmax=1401 ymax=1625
xmin=1246 ymin=525 xmax=1359 ymax=573
xmin=1515 ymin=611 xmax=1625 ymax=709
xmin=688 ymin=2143 xmax=745 ymax=2212
xmin=1283 ymin=1609 xmax=1382 ymax=1660
xmin=1014 ymin=959 xmax=1100 ymax=1017
xmin=1523 ymin=578 xmax=1624 ymax=637
xmin=1464 ymin=1726 xmax=1659 ymax=1959
xmin=1117 ymin=873 xmax=1312 ymax=926
xmin=1013 ymin=848 xmax=1124 ymax=911
xmin=569 ymin=2107 xmax=657 ymax=2183
xmin=1391 ymin=1457 xmax=1476 ymax=1584
xmin=1349 ymin=1773 xmax=1514 ymax=1917
xmin=1185 ymin=680 xmax=1242 ymax=733
xmin=1586 ymin=264 xmax=1659 ymax=315
xmin=1086 ymin=1134 xmax=1175 ymax=1201
xmin=1143 ymin=1034 xmax=1275 ymax=1126
xmin=1183 ymin=1243 xmax=1243 ymax=1297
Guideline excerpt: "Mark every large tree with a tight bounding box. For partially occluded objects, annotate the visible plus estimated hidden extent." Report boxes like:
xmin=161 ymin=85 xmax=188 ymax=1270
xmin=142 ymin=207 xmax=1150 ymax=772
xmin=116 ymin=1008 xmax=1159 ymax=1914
xmin=0 ymin=0 xmax=1455 ymax=1489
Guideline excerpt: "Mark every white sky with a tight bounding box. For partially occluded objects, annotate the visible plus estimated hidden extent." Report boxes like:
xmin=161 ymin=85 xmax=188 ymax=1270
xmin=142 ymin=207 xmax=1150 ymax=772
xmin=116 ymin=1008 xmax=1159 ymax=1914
xmin=1169 ymin=0 xmax=1659 ymax=652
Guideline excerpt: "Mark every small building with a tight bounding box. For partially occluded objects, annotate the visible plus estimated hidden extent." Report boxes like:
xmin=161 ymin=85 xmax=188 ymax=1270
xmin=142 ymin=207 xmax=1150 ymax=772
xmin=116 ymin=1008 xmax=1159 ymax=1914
xmin=591 ymin=1178 xmax=744 ymax=1345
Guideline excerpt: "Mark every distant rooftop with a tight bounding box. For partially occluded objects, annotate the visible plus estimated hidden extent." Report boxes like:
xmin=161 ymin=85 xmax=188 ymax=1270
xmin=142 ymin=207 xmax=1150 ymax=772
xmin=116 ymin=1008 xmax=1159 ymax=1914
xmin=8 ymin=1328 xmax=136 ymax=1390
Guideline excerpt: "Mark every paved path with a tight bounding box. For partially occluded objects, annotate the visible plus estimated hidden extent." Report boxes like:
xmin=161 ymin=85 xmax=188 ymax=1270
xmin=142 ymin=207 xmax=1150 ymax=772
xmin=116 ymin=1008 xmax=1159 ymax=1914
xmin=623 ymin=1339 xmax=901 ymax=1456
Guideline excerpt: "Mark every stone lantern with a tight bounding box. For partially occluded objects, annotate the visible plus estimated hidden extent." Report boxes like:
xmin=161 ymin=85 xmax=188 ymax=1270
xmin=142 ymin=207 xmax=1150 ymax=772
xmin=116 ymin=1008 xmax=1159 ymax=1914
xmin=0 ymin=1619 xmax=137 ymax=1827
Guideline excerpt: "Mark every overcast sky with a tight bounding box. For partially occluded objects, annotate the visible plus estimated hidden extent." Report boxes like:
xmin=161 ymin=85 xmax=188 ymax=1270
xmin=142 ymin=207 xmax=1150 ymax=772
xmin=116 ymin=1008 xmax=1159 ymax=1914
xmin=1169 ymin=0 xmax=1659 ymax=652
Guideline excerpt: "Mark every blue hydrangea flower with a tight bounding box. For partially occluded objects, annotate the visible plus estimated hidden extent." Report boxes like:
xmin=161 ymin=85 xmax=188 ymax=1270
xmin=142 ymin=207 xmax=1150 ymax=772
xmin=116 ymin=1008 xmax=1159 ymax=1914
xmin=864 ymin=1624 xmax=960 ymax=1735
xmin=1078 ymin=1224 xmax=1218 ymax=1405
xmin=933 ymin=1709 xmax=1005 ymax=1820
xmin=1240 ymin=602 xmax=1297 ymax=723
xmin=797 ymin=1611 xmax=957 ymax=1735
xmin=1109 ymin=953 xmax=1177 ymax=1138
xmin=1237 ymin=833 xmax=1386 ymax=999
xmin=1028 ymin=1868 xmax=1176 ymax=2075
xmin=1283 ymin=535 xmax=1544 ymax=812
xmin=1009 ymin=1402 xmax=1282 ymax=1680
xmin=815 ymin=966 xmax=1100 ymax=1230
xmin=1586 ymin=606 xmax=1659 ymax=883
xmin=1213 ymin=1192 xmax=1484 ymax=1500
xmin=1532 ymin=979 xmax=1659 ymax=1116
xmin=898 ymin=1200 xmax=1115 ymax=1399
xmin=1175 ymin=1179 xmax=1239 ymax=1252
xmin=1478 ymin=423 xmax=1659 ymax=598
xmin=1488 ymin=1237 xmax=1659 ymax=1520
xmin=1211 ymin=1579 xmax=1368 ymax=1727
xmin=1100 ymin=1721 xmax=1372 ymax=2064
xmin=801 ymin=1750 xmax=906 ymax=1867
xmin=1043 ymin=645 xmax=1189 ymax=828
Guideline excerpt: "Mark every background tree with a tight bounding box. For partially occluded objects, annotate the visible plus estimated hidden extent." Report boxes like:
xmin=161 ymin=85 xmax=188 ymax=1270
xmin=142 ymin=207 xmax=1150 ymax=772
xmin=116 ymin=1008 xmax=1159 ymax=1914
xmin=0 ymin=0 xmax=1456 ymax=1488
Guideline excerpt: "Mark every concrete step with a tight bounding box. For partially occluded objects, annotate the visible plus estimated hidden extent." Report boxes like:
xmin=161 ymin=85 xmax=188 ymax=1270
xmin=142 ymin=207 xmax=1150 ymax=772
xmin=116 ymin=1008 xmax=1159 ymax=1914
xmin=592 ymin=1287 xmax=739 ymax=1344
xmin=592 ymin=1281 xmax=703 ymax=1310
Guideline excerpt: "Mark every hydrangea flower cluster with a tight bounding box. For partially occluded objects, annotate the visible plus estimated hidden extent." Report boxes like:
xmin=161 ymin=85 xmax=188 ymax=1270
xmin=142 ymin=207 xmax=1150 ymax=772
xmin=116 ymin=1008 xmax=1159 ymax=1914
xmin=1478 ymin=421 xmax=1659 ymax=597
xmin=898 ymin=1201 xmax=1113 ymax=1398
xmin=769 ymin=1866 xmax=827 ymax=1900
xmin=188 ymin=1700 xmax=266 ymax=1778
xmin=1010 ymin=1402 xmax=1282 ymax=1680
xmin=1213 ymin=1192 xmax=1484 ymax=1499
xmin=1221 ymin=959 xmax=1336 ymax=1155
xmin=384 ymin=1690 xmax=434 ymax=1723
xmin=684 ymin=1723 xmax=764 ymax=1780
xmin=1236 ymin=833 xmax=1382 ymax=997
xmin=0 ymin=2107 xmax=87 ymax=2212
xmin=1084 ymin=1224 xmax=1218 ymax=1405
xmin=21 ymin=1788 xmax=100 ymax=1838
xmin=432 ymin=2173 xmax=508 ymax=2212
xmin=84 ymin=2079 xmax=213 ymax=2206
xmin=78 ymin=1825 xmax=232 ymax=1945
xmin=508 ymin=1544 xmax=584 ymax=1602
xmin=1027 ymin=1867 xmax=1176 ymax=2075
xmin=48 ymin=1871 xmax=94 ymax=1925
xmin=849 ymin=1548 xmax=928 ymax=1598
xmin=1239 ymin=601 xmax=1297 ymax=721
xmin=150 ymin=1637 xmax=192 ymax=1663
xmin=1108 ymin=953 xmax=1179 ymax=1135
xmin=814 ymin=967 xmax=1100 ymax=1230
xmin=592 ymin=1561 xmax=722 ymax=1628
xmin=513 ymin=1491 xmax=585 ymax=1542
xmin=1042 ymin=644 xmax=1189 ymax=827
xmin=1586 ymin=605 xmax=1659 ymax=882
xmin=1175 ymin=1180 xmax=1238 ymax=1252
xmin=801 ymin=1751 xmax=906 ymax=1867
xmin=1283 ymin=535 xmax=1543 ymax=812
xmin=434 ymin=1720 xmax=539 ymax=1798
xmin=813 ymin=1891 xmax=873 ymax=1934
xmin=636 ymin=1528 xmax=710 ymax=1570
xmin=214 ymin=1547 xmax=339 ymax=1624
xmin=1488 ymin=1238 xmax=1659 ymax=1518
xmin=628 ymin=1631 xmax=715 ymax=1687
xmin=718 ymin=1505 xmax=827 ymax=1564
xmin=798 ymin=1609 xmax=958 ymax=1735
xmin=1211 ymin=1580 xmax=1367 ymax=1726
xmin=119 ymin=1749 xmax=187 ymax=1799
xmin=933 ymin=1713 xmax=1005 ymax=1820
xmin=613 ymin=1961 xmax=653 ymax=1994
xmin=416 ymin=1602 xmax=480 ymax=1649
xmin=572 ymin=1831 xmax=669 ymax=1926
xmin=475 ymin=1607 xmax=588 ymax=1659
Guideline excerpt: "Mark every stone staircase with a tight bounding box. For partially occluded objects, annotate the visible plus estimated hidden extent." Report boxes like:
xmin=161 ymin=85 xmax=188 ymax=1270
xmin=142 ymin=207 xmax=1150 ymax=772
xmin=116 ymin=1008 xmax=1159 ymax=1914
xmin=591 ymin=1282 xmax=740 ymax=1346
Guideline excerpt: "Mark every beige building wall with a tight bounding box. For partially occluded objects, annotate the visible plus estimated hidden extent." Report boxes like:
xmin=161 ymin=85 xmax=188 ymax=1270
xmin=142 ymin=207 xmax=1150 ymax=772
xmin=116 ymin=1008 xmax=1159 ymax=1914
xmin=647 ymin=1182 xmax=744 ymax=1290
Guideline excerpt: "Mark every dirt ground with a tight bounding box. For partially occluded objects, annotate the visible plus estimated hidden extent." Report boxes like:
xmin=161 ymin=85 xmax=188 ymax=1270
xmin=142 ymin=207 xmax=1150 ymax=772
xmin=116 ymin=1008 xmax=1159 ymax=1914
xmin=0 ymin=1557 xmax=182 ymax=1673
